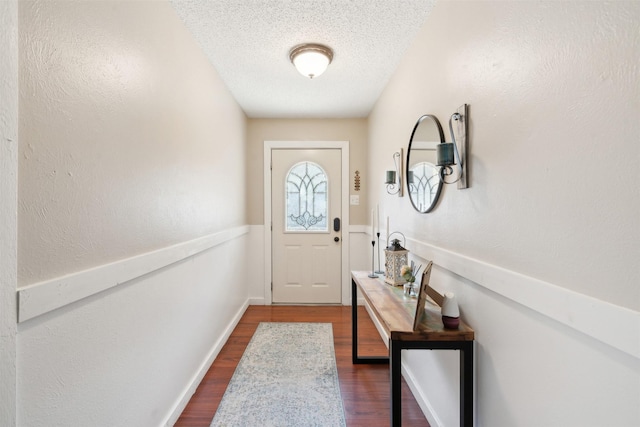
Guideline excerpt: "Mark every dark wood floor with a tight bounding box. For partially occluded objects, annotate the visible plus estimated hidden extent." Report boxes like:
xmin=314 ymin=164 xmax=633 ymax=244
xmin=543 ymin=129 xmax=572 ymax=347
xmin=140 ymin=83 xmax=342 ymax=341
xmin=175 ymin=305 xmax=430 ymax=427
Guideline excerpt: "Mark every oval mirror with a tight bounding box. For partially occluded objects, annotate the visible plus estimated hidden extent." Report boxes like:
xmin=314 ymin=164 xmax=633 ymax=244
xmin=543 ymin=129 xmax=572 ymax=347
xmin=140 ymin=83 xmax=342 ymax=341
xmin=406 ymin=115 xmax=445 ymax=213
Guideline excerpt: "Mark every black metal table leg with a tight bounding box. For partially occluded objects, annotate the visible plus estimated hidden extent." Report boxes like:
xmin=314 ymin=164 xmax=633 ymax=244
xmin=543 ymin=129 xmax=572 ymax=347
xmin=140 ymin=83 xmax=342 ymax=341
xmin=352 ymin=278 xmax=389 ymax=365
xmin=352 ymin=278 xmax=359 ymax=364
xmin=390 ymin=339 xmax=403 ymax=427
xmin=460 ymin=341 xmax=474 ymax=427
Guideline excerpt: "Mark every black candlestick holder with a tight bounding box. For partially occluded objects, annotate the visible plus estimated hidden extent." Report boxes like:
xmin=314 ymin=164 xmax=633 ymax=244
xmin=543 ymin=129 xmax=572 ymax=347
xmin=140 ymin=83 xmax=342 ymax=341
xmin=368 ymin=240 xmax=378 ymax=278
xmin=375 ymin=232 xmax=384 ymax=274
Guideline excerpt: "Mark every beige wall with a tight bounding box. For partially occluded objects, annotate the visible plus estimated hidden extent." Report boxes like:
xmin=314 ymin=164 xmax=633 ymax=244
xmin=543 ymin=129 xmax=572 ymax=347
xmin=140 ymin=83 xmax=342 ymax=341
xmin=18 ymin=0 xmax=247 ymax=286
xmin=369 ymin=0 xmax=638 ymax=311
xmin=247 ymin=118 xmax=368 ymax=225
xmin=0 ymin=1 xmax=18 ymax=425
xmin=368 ymin=1 xmax=639 ymax=426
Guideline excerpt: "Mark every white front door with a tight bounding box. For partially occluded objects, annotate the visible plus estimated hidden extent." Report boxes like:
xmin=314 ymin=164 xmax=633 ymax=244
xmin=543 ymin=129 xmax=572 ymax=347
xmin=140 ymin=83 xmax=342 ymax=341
xmin=271 ymin=149 xmax=342 ymax=303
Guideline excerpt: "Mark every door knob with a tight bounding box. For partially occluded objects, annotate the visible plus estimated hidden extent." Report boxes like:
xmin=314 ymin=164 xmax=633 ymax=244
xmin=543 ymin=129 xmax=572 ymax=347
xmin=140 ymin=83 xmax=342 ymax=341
xmin=334 ymin=237 xmax=340 ymax=242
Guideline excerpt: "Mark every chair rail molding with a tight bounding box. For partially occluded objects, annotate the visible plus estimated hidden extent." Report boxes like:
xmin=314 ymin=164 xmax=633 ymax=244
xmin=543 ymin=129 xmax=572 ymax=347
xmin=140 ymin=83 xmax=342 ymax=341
xmin=17 ymin=225 xmax=250 ymax=322
xmin=405 ymin=235 xmax=639 ymax=359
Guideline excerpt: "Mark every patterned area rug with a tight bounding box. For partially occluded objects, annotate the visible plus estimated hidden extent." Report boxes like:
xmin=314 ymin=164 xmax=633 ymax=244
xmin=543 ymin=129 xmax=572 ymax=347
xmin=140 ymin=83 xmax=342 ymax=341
xmin=211 ymin=322 xmax=346 ymax=427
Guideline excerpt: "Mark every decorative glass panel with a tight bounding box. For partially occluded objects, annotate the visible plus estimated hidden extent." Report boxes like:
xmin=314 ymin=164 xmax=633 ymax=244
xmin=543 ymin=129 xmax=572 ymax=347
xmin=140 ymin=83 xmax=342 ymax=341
xmin=286 ymin=161 xmax=328 ymax=232
xmin=409 ymin=162 xmax=439 ymax=212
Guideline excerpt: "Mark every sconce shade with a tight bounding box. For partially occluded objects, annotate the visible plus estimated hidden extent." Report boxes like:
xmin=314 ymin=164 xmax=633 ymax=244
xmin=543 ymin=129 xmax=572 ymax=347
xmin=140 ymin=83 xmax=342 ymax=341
xmin=289 ymin=44 xmax=333 ymax=79
xmin=385 ymin=170 xmax=396 ymax=184
xmin=436 ymin=142 xmax=455 ymax=166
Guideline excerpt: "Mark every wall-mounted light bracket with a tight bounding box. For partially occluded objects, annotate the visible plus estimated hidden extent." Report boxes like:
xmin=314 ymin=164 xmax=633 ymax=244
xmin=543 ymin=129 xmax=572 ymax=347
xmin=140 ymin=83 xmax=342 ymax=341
xmin=436 ymin=104 xmax=469 ymax=189
xmin=385 ymin=148 xmax=404 ymax=197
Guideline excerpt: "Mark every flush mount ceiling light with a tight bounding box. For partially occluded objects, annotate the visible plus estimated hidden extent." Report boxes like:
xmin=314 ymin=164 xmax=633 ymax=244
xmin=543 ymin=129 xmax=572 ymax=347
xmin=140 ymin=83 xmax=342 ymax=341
xmin=289 ymin=43 xmax=333 ymax=79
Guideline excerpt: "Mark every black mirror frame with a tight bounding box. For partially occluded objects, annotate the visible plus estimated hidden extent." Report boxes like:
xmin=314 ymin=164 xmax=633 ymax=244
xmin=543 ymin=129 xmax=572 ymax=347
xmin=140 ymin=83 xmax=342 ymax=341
xmin=406 ymin=114 xmax=445 ymax=213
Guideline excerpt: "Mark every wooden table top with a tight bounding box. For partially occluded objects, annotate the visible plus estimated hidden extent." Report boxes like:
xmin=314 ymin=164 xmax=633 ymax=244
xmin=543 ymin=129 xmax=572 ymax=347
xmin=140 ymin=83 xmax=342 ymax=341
xmin=352 ymin=271 xmax=474 ymax=342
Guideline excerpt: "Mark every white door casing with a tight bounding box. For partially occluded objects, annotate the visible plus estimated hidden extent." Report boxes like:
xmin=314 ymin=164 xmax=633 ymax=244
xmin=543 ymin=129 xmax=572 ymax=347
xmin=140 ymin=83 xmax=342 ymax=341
xmin=271 ymin=149 xmax=341 ymax=303
xmin=263 ymin=141 xmax=350 ymax=305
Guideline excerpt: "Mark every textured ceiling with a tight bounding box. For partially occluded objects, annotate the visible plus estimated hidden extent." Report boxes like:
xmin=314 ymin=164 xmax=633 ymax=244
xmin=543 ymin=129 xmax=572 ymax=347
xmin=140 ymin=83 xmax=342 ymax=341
xmin=169 ymin=0 xmax=435 ymax=118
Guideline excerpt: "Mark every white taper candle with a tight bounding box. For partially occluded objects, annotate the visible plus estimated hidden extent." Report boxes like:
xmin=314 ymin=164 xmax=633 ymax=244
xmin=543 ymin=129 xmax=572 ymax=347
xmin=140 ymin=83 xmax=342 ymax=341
xmin=386 ymin=216 xmax=390 ymax=244
xmin=371 ymin=209 xmax=374 ymax=238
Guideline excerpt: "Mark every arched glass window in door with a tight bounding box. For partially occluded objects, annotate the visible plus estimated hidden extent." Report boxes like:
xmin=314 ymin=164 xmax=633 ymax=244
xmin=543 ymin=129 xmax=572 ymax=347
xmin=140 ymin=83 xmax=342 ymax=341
xmin=409 ymin=162 xmax=440 ymax=212
xmin=286 ymin=161 xmax=328 ymax=232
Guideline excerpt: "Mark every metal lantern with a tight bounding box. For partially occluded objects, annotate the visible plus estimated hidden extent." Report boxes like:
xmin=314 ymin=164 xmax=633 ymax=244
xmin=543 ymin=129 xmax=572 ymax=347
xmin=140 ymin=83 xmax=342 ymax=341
xmin=384 ymin=238 xmax=409 ymax=286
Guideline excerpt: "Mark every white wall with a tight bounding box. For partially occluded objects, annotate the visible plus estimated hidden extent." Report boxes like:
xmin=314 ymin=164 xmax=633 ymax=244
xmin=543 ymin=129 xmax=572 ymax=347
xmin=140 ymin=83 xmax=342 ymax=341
xmin=0 ymin=1 xmax=18 ymax=425
xmin=17 ymin=1 xmax=249 ymax=425
xmin=368 ymin=1 xmax=640 ymax=426
xmin=18 ymin=234 xmax=249 ymax=426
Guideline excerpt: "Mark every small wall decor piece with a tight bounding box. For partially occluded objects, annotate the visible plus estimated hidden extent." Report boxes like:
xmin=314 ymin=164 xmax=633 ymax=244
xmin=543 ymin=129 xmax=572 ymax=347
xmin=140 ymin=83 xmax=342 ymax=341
xmin=354 ymin=170 xmax=360 ymax=191
xmin=441 ymin=292 xmax=460 ymax=329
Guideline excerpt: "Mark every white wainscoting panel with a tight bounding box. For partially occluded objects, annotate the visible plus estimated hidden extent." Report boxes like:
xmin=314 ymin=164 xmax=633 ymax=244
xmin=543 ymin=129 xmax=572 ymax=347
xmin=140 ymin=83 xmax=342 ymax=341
xmin=163 ymin=299 xmax=249 ymax=426
xmin=17 ymin=226 xmax=250 ymax=322
xmin=403 ymin=236 xmax=639 ymax=359
xmin=356 ymin=229 xmax=639 ymax=359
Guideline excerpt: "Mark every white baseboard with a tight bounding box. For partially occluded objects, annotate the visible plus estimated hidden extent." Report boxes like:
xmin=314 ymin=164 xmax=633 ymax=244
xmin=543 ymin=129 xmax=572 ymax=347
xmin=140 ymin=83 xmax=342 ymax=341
xmin=248 ymin=297 xmax=266 ymax=305
xmin=163 ymin=299 xmax=250 ymax=426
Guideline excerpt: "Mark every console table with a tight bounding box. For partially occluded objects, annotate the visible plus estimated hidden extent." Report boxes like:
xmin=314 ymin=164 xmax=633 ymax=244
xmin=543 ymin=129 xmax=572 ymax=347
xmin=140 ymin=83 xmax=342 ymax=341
xmin=351 ymin=270 xmax=475 ymax=427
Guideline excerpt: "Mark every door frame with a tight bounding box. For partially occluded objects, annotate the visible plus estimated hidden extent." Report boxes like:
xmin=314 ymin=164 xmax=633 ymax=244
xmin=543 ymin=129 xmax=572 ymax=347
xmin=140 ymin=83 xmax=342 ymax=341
xmin=264 ymin=141 xmax=350 ymax=305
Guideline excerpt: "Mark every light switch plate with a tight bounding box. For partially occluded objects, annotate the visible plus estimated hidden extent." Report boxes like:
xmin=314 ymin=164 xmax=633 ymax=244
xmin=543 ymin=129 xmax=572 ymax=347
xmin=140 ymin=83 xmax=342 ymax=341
xmin=350 ymin=195 xmax=360 ymax=205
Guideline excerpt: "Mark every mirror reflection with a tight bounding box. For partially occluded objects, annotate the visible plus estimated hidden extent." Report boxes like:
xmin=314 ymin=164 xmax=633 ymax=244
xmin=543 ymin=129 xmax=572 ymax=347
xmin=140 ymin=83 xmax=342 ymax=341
xmin=406 ymin=115 xmax=445 ymax=213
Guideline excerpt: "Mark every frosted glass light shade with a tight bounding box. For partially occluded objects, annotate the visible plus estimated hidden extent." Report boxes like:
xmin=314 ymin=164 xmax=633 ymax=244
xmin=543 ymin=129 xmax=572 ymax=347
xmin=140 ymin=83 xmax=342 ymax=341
xmin=290 ymin=44 xmax=333 ymax=79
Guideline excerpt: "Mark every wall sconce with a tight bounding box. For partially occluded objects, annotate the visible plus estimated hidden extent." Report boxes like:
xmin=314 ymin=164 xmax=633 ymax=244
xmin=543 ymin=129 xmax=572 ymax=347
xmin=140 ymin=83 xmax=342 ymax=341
xmin=436 ymin=104 xmax=469 ymax=189
xmin=385 ymin=148 xmax=404 ymax=197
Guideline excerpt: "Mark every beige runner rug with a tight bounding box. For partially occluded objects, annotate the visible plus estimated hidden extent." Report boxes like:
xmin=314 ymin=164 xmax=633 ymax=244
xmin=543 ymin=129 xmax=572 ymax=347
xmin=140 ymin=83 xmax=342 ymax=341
xmin=211 ymin=322 xmax=346 ymax=427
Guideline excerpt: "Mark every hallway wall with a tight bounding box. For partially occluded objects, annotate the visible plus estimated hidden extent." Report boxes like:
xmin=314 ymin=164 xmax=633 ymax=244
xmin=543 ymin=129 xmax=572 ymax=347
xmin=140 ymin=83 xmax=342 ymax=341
xmin=19 ymin=1 xmax=247 ymax=287
xmin=0 ymin=1 xmax=18 ymax=425
xmin=246 ymin=118 xmax=369 ymax=226
xmin=367 ymin=1 xmax=639 ymax=426
xmin=17 ymin=1 xmax=248 ymax=425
